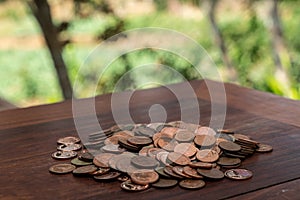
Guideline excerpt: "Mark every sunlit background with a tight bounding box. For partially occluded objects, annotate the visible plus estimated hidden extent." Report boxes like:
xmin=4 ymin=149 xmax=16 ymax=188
xmin=0 ymin=0 xmax=299 ymax=108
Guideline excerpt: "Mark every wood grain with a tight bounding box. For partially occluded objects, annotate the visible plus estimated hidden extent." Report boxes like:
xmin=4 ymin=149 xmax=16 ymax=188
xmin=0 ymin=80 xmax=300 ymax=199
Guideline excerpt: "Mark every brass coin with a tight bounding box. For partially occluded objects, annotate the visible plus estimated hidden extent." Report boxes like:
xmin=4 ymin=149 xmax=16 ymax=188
xmin=71 ymin=157 xmax=93 ymax=166
xmin=152 ymin=178 xmax=178 ymax=188
xmin=179 ymin=179 xmax=205 ymax=190
xmin=52 ymin=151 xmax=77 ymax=160
xmin=217 ymin=157 xmax=241 ymax=166
xmin=219 ymin=141 xmax=241 ymax=152
xmin=195 ymin=126 xmax=216 ymax=136
xmin=120 ymin=180 xmax=149 ymax=192
xmin=57 ymin=143 xmax=82 ymax=151
xmin=163 ymin=166 xmax=184 ymax=179
xmin=183 ymin=166 xmax=203 ymax=179
xmin=130 ymin=170 xmax=159 ymax=185
xmin=174 ymin=143 xmax=197 ymax=158
xmin=94 ymin=171 xmax=121 ymax=181
xmin=127 ymin=136 xmax=153 ymax=146
xmin=49 ymin=163 xmax=76 ymax=174
xmin=174 ymin=130 xmax=195 ymax=142
xmin=194 ymin=135 xmax=216 ymax=147
xmin=90 ymin=167 xmax=110 ymax=175
xmin=131 ymin=156 xmax=159 ymax=169
xmin=256 ymin=144 xmax=273 ymax=153
xmin=196 ymin=149 xmax=219 ymax=163
xmin=197 ymin=168 xmax=224 ymax=180
xmin=158 ymin=137 xmax=178 ymax=152
xmin=93 ymin=153 xmax=115 ymax=168
xmin=167 ymin=152 xmax=191 ymax=166
xmin=189 ymin=162 xmax=214 ymax=169
xmin=225 ymin=169 xmax=253 ymax=180
xmin=57 ymin=136 xmax=81 ymax=145
xmin=172 ymin=166 xmax=192 ymax=178
xmin=72 ymin=165 xmax=97 ymax=176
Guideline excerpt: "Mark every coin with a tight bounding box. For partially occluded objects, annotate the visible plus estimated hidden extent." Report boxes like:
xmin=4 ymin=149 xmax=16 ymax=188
xmin=161 ymin=127 xmax=178 ymax=138
xmin=130 ymin=170 xmax=159 ymax=185
xmin=52 ymin=151 xmax=77 ymax=160
xmin=183 ymin=166 xmax=203 ymax=179
xmin=217 ymin=157 xmax=241 ymax=166
xmin=256 ymin=144 xmax=273 ymax=153
xmin=194 ymin=135 xmax=216 ymax=147
xmin=94 ymin=171 xmax=121 ymax=181
xmin=49 ymin=163 xmax=76 ymax=174
xmin=120 ymin=180 xmax=149 ymax=192
xmin=152 ymin=178 xmax=178 ymax=188
xmin=147 ymin=148 xmax=166 ymax=158
xmin=174 ymin=130 xmax=195 ymax=142
xmin=71 ymin=157 xmax=93 ymax=166
xmin=189 ymin=162 xmax=214 ymax=169
xmin=90 ymin=167 xmax=110 ymax=175
xmin=196 ymin=149 xmax=219 ymax=163
xmin=234 ymin=133 xmax=250 ymax=140
xmin=158 ymin=137 xmax=178 ymax=152
xmin=78 ymin=151 xmax=94 ymax=162
xmin=131 ymin=156 xmax=159 ymax=169
xmin=127 ymin=136 xmax=153 ymax=146
xmin=217 ymin=129 xmax=235 ymax=134
xmin=156 ymin=151 xmax=169 ymax=166
xmin=167 ymin=152 xmax=190 ymax=166
xmin=118 ymin=137 xmax=141 ymax=152
xmin=116 ymin=155 xmax=137 ymax=173
xmin=225 ymin=169 xmax=253 ymax=180
xmin=117 ymin=174 xmax=130 ymax=182
xmin=134 ymin=126 xmax=156 ymax=137
xmin=57 ymin=136 xmax=81 ymax=145
xmin=72 ymin=165 xmax=98 ymax=176
xmin=172 ymin=166 xmax=192 ymax=178
xmin=195 ymin=126 xmax=216 ymax=136
xmin=219 ymin=141 xmax=241 ymax=152
xmin=104 ymin=135 xmax=126 ymax=145
xmin=197 ymin=168 xmax=224 ymax=180
xmin=93 ymin=153 xmax=115 ymax=168
xmin=179 ymin=179 xmax=205 ymax=190
xmin=155 ymin=167 xmax=171 ymax=178
xmin=163 ymin=166 xmax=184 ymax=179
xmin=101 ymin=144 xmax=125 ymax=154
xmin=174 ymin=143 xmax=197 ymax=158
xmin=57 ymin=143 xmax=82 ymax=151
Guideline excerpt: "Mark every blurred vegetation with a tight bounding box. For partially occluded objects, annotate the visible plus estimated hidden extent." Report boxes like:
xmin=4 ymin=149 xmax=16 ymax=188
xmin=0 ymin=0 xmax=299 ymax=107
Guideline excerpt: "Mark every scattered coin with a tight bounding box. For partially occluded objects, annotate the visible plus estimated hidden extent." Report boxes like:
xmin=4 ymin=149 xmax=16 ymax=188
xmin=49 ymin=163 xmax=76 ymax=174
xmin=217 ymin=157 xmax=241 ymax=167
xmin=94 ymin=171 xmax=121 ymax=181
xmin=131 ymin=156 xmax=159 ymax=169
xmin=155 ymin=167 xmax=171 ymax=178
xmin=196 ymin=149 xmax=219 ymax=163
xmin=195 ymin=126 xmax=216 ymax=136
xmin=189 ymin=162 xmax=214 ymax=169
xmin=225 ymin=169 xmax=253 ymax=180
xmin=130 ymin=170 xmax=159 ymax=185
xmin=72 ymin=165 xmax=97 ymax=176
xmin=152 ymin=178 xmax=178 ymax=188
xmin=172 ymin=166 xmax=192 ymax=178
xmin=183 ymin=166 xmax=203 ymax=179
xmin=179 ymin=179 xmax=205 ymax=190
xmin=57 ymin=136 xmax=81 ymax=145
xmin=256 ymin=144 xmax=273 ymax=153
xmin=197 ymin=168 xmax=224 ymax=180
xmin=127 ymin=136 xmax=153 ymax=146
xmin=158 ymin=137 xmax=178 ymax=152
xmin=174 ymin=143 xmax=197 ymax=158
xmin=175 ymin=130 xmax=195 ymax=142
xmin=52 ymin=151 xmax=77 ymax=160
xmin=194 ymin=135 xmax=216 ymax=147
xmin=219 ymin=141 xmax=241 ymax=152
xmin=167 ymin=152 xmax=190 ymax=166
xmin=93 ymin=153 xmax=115 ymax=168
xmin=163 ymin=166 xmax=184 ymax=179
xmin=90 ymin=168 xmax=110 ymax=176
xmin=117 ymin=174 xmax=130 ymax=182
xmin=57 ymin=143 xmax=82 ymax=151
xmin=120 ymin=180 xmax=149 ymax=192
xmin=101 ymin=144 xmax=125 ymax=154
xmin=71 ymin=157 xmax=93 ymax=166
xmin=78 ymin=151 xmax=94 ymax=162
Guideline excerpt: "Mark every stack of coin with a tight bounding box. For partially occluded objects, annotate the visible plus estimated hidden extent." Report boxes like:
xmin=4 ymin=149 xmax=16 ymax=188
xmin=49 ymin=121 xmax=273 ymax=192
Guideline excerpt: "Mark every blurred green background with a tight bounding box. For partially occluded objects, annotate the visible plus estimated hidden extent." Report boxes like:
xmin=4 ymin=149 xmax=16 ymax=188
xmin=0 ymin=0 xmax=299 ymax=107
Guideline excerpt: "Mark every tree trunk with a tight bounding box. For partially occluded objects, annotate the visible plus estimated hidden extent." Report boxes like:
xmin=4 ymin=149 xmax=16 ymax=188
xmin=206 ymin=0 xmax=237 ymax=81
xmin=28 ymin=0 xmax=73 ymax=99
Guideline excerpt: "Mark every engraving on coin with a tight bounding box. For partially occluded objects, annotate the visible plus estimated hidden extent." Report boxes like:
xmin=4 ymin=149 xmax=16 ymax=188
xmin=49 ymin=163 xmax=76 ymax=174
xmin=120 ymin=180 xmax=149 ymax=191
xmin=130 ymin=170 xmax=159 ymax=185
xmin=196 ymin=149 xmax=219 ymax=163
xmin=179 ymin=179 xmax=206 ymax=190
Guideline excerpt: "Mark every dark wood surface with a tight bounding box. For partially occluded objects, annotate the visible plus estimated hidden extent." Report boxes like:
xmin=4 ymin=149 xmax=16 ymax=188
xmin=0 ymin=80 xmax=299 ymax=200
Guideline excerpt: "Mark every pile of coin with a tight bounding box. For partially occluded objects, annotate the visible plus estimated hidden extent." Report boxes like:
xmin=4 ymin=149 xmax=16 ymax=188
xmin=49 ymin=121 xmax=273 ymax=191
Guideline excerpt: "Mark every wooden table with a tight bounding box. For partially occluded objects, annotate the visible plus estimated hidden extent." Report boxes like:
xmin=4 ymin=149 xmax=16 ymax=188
xmin=1 ymin=80 xmax=299 ymax=200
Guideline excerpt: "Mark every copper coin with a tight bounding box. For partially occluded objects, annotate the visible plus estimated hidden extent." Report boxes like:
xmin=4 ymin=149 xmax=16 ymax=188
xmin=127 ymin=136 xmax=153 ymax=146
xmin=183 ymin=166 xmax=203 ymax=179
xmin=71 ymin=157 xmax=93 ymax=166
xmin=179 ymin=179 xmax=205 ymax=190
xmin=174 ymin=130 xmax=195 ymax=142
xmin=196 ymin=149 xmax=219 ymax=163
xmin=167 ymin=152 xmax=191 ymax=166
xmin=130 ymin=170 xmax=159 ymax=185
xmin=174 ymin=143 xmax=197 ymax=158
xmin=234 ymin=133 xmax=250 ymax=140
xmin=158 ymin=137 xmax=178 ymax=152
xmin=155 ymin=167 xmax=171 ymax=178
xmin=118 ymin=137 xmax=140 ymax=152
xmin=195 ymin=126 xmax=216 ymax=136
xmin=161 ymin=127 xmax=178 ymax=138
xmin=49 ymin=163 xmax=76 ymax=174
xmin=120 ymin=180 xmax=149 ymax=192
xmin=147 ymin=148 xmax=166 ymax=158
xmin=217 ymin=129 xmax=235 ymax=134
xmin=104 ymin=135 xmax=126 ymax=145
xmin=194 ymin=135 xmax=216 ymax=147
xmin=219 ymin=141 xmax=241 ymax=152
xmin=225 ymin=169 xmax=253 ymax=180
xmin=172 ymin=166 xmax=192 ymax=178
xmin=163 ymin=166 xmax=184 ymax=179
xmin=90 ymin=167 xmax=110 ymax=175
xmin=189 ymin=162 xmax=214 ymax=169
xmin=131 ymin=156 xmax=159 ymax=169
xmin=57 ymin=136 xmax=81 ymax=145
xmin=93 ymin=153 xmax=115 ymax=168
xmin=139 ymin=146 xmax=153 ymax=156
xmin=256 ymin=144 xmax=273 ymax=153
xmin=101 ymin=144 xmax=125 ymax=154
xmin=72 ymin=165 xmax=97 ymax=176
xmin=94 ymin=171 xmax=121 ymax=181
xmin=152 ymin=178 xmax=178 ymax=188
xmin=217 ymin=157 xmax=241 ymax=166
xmin=52 ymin=151 xmax=77 ymax=160
xmin=57 ymin=143 xmax=82 ymax=151
xmin=197 ymin=168 xmax=224 ymax=180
